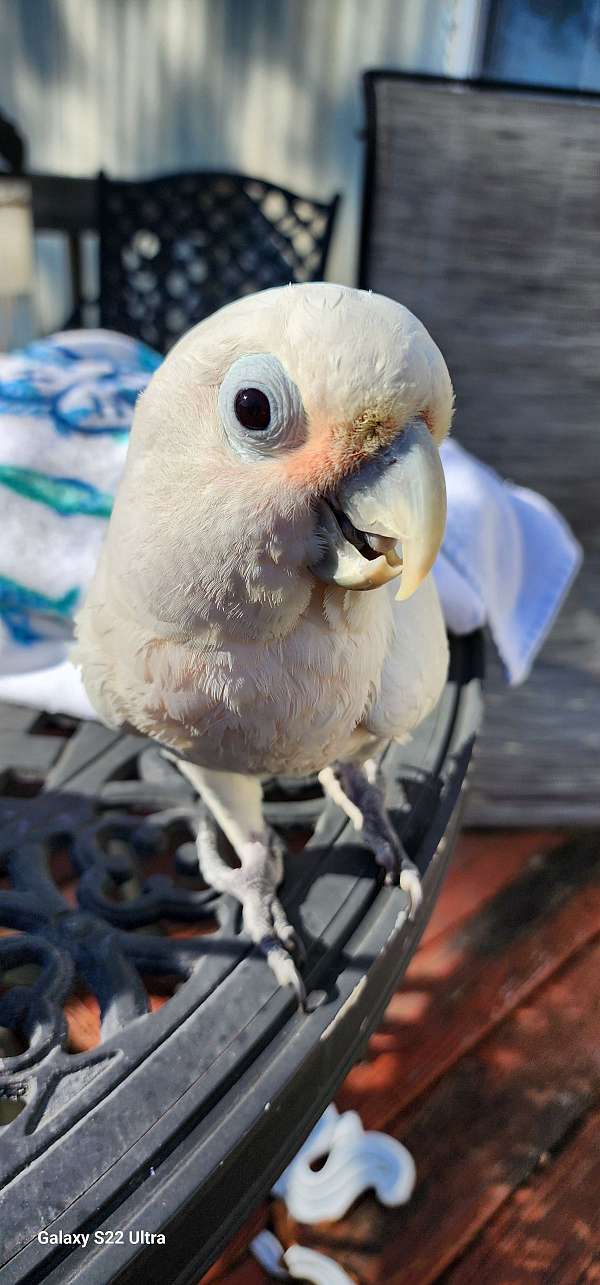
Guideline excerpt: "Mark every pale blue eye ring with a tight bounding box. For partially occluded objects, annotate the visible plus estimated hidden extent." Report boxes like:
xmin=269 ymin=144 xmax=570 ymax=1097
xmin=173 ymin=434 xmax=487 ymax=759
xmin=218 ymin=353 xmax=306 ymax=459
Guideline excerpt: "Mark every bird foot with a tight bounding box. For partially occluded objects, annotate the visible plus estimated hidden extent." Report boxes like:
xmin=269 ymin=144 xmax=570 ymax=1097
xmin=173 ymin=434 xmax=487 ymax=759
xmin=321 ymin=763 xmax=422 ymax=918
xmin=196 ymin=811 xmax=306 ymax=1002
xmin=374 ymin=838 xmax=423 ymax=916
xmin=238 ymin=835 xmax=306 ymax=1001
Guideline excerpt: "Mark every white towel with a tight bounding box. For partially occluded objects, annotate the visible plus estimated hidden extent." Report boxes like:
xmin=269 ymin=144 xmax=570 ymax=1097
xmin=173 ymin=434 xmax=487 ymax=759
xmin=0 ymin=330 xmax=582 ymax=720
xmin=435 ymin=440 xmax=582 ymax=686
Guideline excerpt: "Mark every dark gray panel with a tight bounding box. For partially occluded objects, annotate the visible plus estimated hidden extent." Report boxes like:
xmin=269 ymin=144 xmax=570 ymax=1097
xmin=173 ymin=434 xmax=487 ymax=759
xmin=362 ymin=74 xmax=600 ymax=823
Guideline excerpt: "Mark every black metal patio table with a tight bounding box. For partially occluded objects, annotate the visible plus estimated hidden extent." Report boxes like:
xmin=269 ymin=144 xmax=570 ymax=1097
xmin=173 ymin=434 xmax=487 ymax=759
xmin=0 ymin=632 xmax=482 ymax=1284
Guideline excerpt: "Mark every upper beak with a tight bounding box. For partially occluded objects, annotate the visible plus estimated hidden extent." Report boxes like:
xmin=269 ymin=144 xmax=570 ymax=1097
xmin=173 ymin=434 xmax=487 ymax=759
xmin=308 ymin=419 xmax=446 ymax=601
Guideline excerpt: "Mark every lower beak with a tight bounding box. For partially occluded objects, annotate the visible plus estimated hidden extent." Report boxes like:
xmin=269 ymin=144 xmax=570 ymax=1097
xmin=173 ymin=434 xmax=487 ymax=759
xmin=308 ymin=419 xmax=446 ymax=601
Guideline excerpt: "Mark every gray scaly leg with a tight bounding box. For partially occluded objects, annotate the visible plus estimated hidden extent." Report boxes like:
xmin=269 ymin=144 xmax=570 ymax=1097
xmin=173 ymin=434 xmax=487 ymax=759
xmin=319 ymin=758 xmax=422 ymax=916
xmin=174 ymin=761 xmax=305 ymax=1001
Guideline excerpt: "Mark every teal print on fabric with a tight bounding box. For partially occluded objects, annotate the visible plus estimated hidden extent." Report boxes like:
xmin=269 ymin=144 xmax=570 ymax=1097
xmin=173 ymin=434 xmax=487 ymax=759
xmin=0 ymin=466 xmax=113 ymax=518
xmin=0 ymin=575 xmax=79 ymax=646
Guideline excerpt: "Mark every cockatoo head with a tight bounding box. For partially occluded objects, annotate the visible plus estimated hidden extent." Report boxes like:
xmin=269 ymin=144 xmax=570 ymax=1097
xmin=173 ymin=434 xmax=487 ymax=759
xmin=123 ymin=284 xmax=453 ymax=633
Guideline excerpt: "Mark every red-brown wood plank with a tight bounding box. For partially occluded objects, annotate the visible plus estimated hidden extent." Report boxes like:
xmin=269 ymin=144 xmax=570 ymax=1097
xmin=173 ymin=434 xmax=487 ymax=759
xmin=273 ymin=937 xmax=600 ymax=1284
xmin=203 ymin=1206 xmax=269 ymax=1284
xmin=339 ymin=832 xmax=600 ymax=1128
xmin=64 ymin=986 xmax=103 ymax=1053
xmin=579 ymin=1260 xmax=600 ymax=1282
xmin=444 ymin=1106 xmax=600 ymax=1284
xmin=209 ymin=830 xmax=596 ymax=1284
xmin=422 ymin=829 xmax=564 ymax=946
xmin=204 ymin=1260 xmax=264 ymax=1285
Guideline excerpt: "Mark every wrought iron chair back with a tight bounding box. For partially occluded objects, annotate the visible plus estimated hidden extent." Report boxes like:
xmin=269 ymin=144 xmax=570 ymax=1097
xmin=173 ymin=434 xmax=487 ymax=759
xmin=29 ymin=170 xmax=338 ymax=348
xmin=98 ymin=170 xmax=339 ymax=351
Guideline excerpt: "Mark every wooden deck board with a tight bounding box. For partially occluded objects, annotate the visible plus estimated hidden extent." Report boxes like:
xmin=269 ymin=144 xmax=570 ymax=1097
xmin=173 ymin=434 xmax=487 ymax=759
xmin=339 ymin=831 xmax=600 ymax=1128
xmin=205 ymin=828 xmax=600 ymax=1284
xmin=421 ymin=829 xmax=563 ymax=947
xmin=444 ymin=1107 xmax=600 ymax=1284
xmin=273 ymin=938 xmax=600 ymax=1284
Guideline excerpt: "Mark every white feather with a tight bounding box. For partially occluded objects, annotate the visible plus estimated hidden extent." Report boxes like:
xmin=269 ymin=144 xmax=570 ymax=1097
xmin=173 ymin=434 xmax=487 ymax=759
xmin=74 ymin=283 xmax=452 ymax=778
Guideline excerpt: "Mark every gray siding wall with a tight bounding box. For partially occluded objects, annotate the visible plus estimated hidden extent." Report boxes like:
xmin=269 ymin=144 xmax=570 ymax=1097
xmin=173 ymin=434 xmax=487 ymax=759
xmin=0 ymin=0 xmax=482 ymax=336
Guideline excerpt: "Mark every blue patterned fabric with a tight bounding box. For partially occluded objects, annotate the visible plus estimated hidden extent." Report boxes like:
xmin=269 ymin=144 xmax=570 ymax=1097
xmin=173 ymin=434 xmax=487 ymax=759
xmin=0 ymin=329 xmax=161 ymax=670
xmin=0 ymin=332 xmax=159 ymax=437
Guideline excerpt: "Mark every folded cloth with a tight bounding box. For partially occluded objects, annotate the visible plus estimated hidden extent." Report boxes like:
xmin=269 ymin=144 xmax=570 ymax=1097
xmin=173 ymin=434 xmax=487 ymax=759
xmin=434 ymin=440 xmax=582 ymax=685
xmin=0 ymin=330 xmax=582 ymax=719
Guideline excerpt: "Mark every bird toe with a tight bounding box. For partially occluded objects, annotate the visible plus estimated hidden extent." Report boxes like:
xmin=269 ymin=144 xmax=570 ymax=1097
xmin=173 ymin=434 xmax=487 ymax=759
xmin=262 ymin=940 xmax=306 ymax=1005
xmin=399 ymin=864 xmax=423 ymax=918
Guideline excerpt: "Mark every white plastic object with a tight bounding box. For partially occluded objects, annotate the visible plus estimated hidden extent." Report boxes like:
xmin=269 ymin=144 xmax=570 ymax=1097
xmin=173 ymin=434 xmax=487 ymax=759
xmin=251 ymin=1231 xmax=354 ymax=1285
xmin=271 ymin=1103 xmax=416 ymax=1224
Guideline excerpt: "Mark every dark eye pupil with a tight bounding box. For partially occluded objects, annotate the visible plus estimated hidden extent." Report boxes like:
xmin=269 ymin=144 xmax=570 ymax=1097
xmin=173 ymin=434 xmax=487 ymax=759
xmin=234 ymin=387 xmax=271 ymax=431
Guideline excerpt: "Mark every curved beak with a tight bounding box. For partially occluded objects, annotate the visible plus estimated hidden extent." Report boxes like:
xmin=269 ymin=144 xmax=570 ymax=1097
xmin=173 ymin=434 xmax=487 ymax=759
xmin=309 ymin=419 xmax=446 ymax=601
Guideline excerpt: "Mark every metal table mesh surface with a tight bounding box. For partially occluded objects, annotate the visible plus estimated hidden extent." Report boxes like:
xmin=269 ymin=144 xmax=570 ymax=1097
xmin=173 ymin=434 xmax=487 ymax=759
xmin=0 ymin=633 xmax=482 ymax=1284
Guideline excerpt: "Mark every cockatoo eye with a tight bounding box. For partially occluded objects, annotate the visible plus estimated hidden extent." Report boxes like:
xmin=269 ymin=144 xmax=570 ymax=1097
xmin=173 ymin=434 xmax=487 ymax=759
xmin=234 ymin=387 xmax=271 ymax=431
xmin=219 ymin=353 xmax=306 ymax=459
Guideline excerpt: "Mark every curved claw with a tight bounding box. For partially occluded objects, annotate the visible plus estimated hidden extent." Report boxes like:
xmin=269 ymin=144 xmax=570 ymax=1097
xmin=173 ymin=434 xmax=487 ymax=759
xmin=398 ymin=864 xmax=423 ymax=919
xmin=364 ymin=824 xmax=423 ymax=919
xmin=288 ymin=930 xmax=307 ymax=966
xmin=262 ymin=938 xmax=306 ymax=1006
xmin=271 ymin=897 xmax=307 ymax=964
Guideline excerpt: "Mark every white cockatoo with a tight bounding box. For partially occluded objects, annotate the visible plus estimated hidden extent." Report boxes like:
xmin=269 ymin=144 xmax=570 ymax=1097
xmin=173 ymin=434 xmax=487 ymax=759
xmin=75 ymin=283 xmax=453 ymax=999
